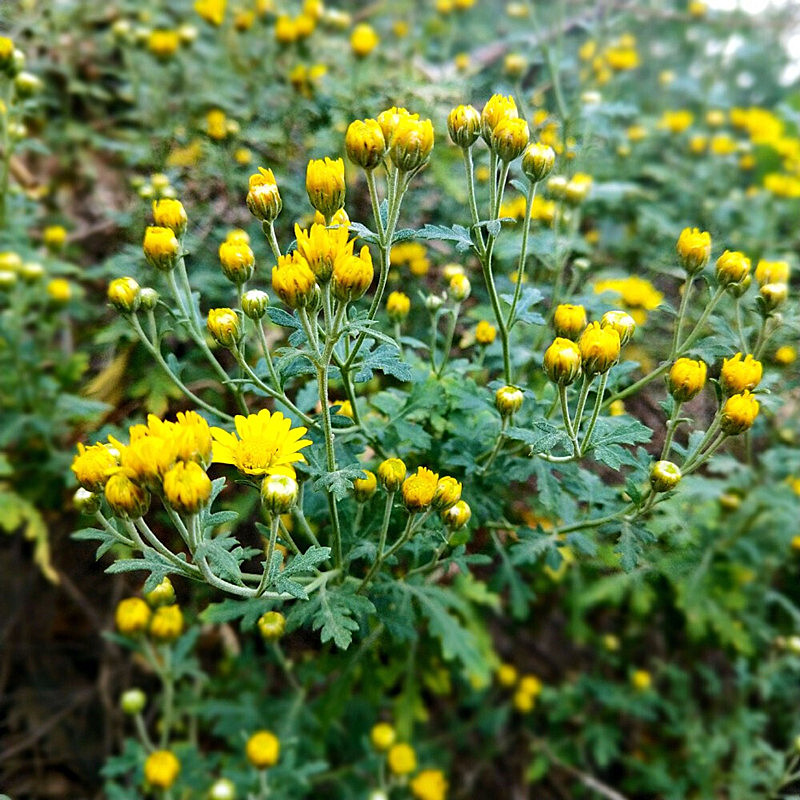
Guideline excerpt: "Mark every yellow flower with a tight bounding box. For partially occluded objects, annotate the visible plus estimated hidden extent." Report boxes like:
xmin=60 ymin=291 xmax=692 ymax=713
xmin=390 ymin=117 xmax=434 ymax=173
xmin=350 ymin=23 xmax=379 ymax=57
xmin=152 ymin=198 xmax=187 ymax=236
xmin=668 ymin=358 xmax=707 ymax=402
xmin=345 ymin=118 xmax=386 ymax=170
xmin=522 ymin=142 xmax=556 ymax=183
xmin=402 ymin=466 xmax=439 ymax=511
xmin=115 ymin=597 xmax=151 ymax=636
xmin=512 ymin=689 xmax=534 ymax=713
xmin=442 ymin=500 xmax=471 ymax=529
xmin=377 ymin=106 xmax=419 ymax=145
xmin=490 ymin=117 xmax=530 ymax=163
xmin=496 ymin=663 xmax=518 ymax=687
xmin=246 ymin=731 xmax=280 ymax=769
xmin=755 ymin=259 xmax=790 ymax=287
xmin=144 ymin=750 xmax=181 ymax=789
xmin=565 ymin=173 xmax=593 ymax=205
xmin=721 ymin=391 xmax=760 ymax=435
xmin=432 ymin=476 xmax=462 ymax=510
xmin=519 ymin=674 xmax=543 ymax=697
xmin=688 ymin=0 xmax=707 ymax=17
xmin=294 ymin=223 xmax=353 ymax=283
xmin=353 ymin=470 xmax=377 ymax=502
xmin=495 ymin=385 xmax=524 ymax=417
xmin=387 ymin=743 xmax=417 ymax=775
xmin=600 ymin=310 xmax=636 ymax=346
xmin=475 ymin=320 xmax=496 ymax=345
xmin=163 ymin=461 xmax=212 ymax=514
xmin=148 ymin=30 xmax=180 ymax=59
xmin=627 ymin=125 xmax=647 ymax=142
xmin=306 ymin=157 xmax=345 ymax=220
xmin=593 ymin=277 xmax=663 ymax=324
xmin=605 ymin=44 xmax=639 ymax=71
xmin=206 ymin=109 xmax=229 ymax=140
xmin=609 ymin=399 xmax=626 ymax=416
xmin=247 ymin=167 xmax=282 ymax=222
xmin=481 ymin=94 xmax=518 ymax=143
xmin=107 ymin=276 xmax=141 ymax=313
xmin=387 ymin=291 xmax=411 ymax=321
xmin=274 ymin=15 xmax=297 ymax=44
xmin=370 ymin=722 xmax=396 ymax=751
xmin=145 ymin=577 xmax=175 ymax=607
xmin=219 ymin=239 xmax=255 ymax=284
xmin=332 ymin=245 xmax=374 ymax=303
xmin=659 ymin=109 xmax=694 ymax=133
xmin=544 ymin=338 xmax=582 ymax=385
xmin=715 ymin=250 xmax=750 ymax=287
xmin=553 ymin=304 xmax=587 ymax=340
xmin=447 ymin=104 xmax=481 ymax=149
xmin=448 ymin=273 xmax=470 ymax=302
xmin=631 ymin=669 xmax=652 ymax=691
xmin=46 ymin=278 xmax=72 ymax=304
xmin=378 ymin=458 xmax=406 ymax=491
xmin=720 ymin=353 xmax=762 ymax=395
xmin=261 ymin=474 xmax=299 ymax=515
xmin=504 ymin=52 xmax=526 ymax=77
xmin=149 ymin=604 xmax=184 ymax=642
xmin=410 ymin=769 xmax=449 ymax=800
xmin=650 ymin=460 xmax=682 ymax=492
xmin=775 ymin=345 xmax=796 ymax=366
xmin=143 ymin=226 xmax=179 ymax=271
xmin=676 ymin=227 xmax=712 ymax=274
xmin=195 ymin=0 xmax=226 ymax=25
xmin=211 ymin=409 xmax=311 ymax=478
xmin=336 ymin=400 xmax=354 ymax=418
xmin=272 ymin=252 xmax=317 ymax=308
xmin=105 ymin=471 xmax=150 ymax=519
xmin=72 ymin=442 xmax=118 ymax=493
xmin=760 ymin=282 xmax=788 ymax=311
xmin=0 ymin=36 xmax=14 ymax=70
xmin=578 ymin=322 xmax=620 ymax=375
xmin=43 ymin=225 xmax=67 ymax=250
xmin=207 ymin=307 xmax=241 ymax=348
xmin=257 ymin=610 xmax=286 ymax=641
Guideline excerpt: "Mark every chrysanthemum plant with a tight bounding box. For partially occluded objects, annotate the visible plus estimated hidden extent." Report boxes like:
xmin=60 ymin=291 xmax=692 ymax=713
xmin=74 ymin=98 xmax=787 ymax=671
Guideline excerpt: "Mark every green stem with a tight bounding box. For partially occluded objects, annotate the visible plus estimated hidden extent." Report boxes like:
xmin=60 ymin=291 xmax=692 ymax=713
xmin=660 ymin=400 xmax=684 ymax=461
xmin=357 ymin=491 xmax=395 ymax=591
xmin=435 ymin=303 xmax=461 ymax=377
xmin=265 ymin=221 xmax=282 ymax=262
xmin=257 ymin=515 xmax=281 ymax=597
xmin=572 ymin=374 xmax=593 ymax=434
xmin=670 ymin=275 xmax=695 ymax=357
xmin=479 ymin=417 xmax=509 ymax=474
xmin=580 ymin=372 xmax=609 ymax=454
xmin=559 ymin=384 xmax=580 ymax=457
xmin=506 ymin=181 xmax=537 ymax=329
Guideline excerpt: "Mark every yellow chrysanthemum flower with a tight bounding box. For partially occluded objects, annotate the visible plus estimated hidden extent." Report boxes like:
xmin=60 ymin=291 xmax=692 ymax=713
xmin=211 ymin=410 xmax=311 ymax=477
xmin=410 ymin=769 xmax=449 ymax=800
xmin=402 ymin=466 xmax=439 ymax=511
xmin=294 ymin=222 xmax=353 ymax=283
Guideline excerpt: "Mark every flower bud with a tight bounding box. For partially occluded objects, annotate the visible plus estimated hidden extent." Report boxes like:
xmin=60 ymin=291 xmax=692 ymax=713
xmin=120 ymin=688 xmax=147 ymax=715
xmin=149 ymin=604 xmax=184 ymax=642
xmin=371 ymin=722 xmax=396 ymax=751
xmin=46 ymin=278 xmax=72 ymax=305
xmin=442 ymin=499 xmax=471 ymax=529
xmin=578 ymin=321 xmax=620 ymax=375
xmin=306 ymin=157 xmax=345 ymax=220
xmin=600 ymin=310 xmax=636 ymax=346
xmin=495 ymin=385 xmax=523 ymax=417
xmin=553 ymin=303 xmax=586 ymax=340
xmin=480 ymin=94 xmax=518 ymax=143
xmin=257 ymin=610 xmax=286 ymax=641
xmin=650 ymin=460 xmax=681 ymax=492
xmin=378 ymin=458 xmax=406 ymax=491
xmin=219 ymin=240 xmax=255 ymax=284
xmin=432 ymin=476 xmax=462 ymax=510
xmin=448 ymin=273 xmax=470 ymax=301
xmin=353 ymin=470 xmax=378 ymax=502
xmin=242 ymin=289 xmax=269 ymax=320
xmin=143 ymin=226 xmax=180 ymax=271
xmin=139 ymin=287 xmax=159 ymax=310
xmin=521 ymin=142 xmax=556 ymax=183
xmin=386 ymin=291 xmax=410 ymax=322
xmin=207 ymin=308 xmax=242 ymax=348
xmin=0 ymin=36 xmax=15 ymax=74
xmin=721 ymin=391 xmax=760 ymax=435
xmin=74 ymin=487 xmax=101 ymax=515
xmin=116 ymin=597 xmax=151 ymax=635
xmin=107 ymin=276 xmax=141 ymax=313
xmin=760 ymin=282 xmax=788 ymax=311
xmin=261 ymin=474 xmax=299 ymax=515
xmin=17 ymin=261 xmax=42 ymax=283
xmin=332 ymin=246 xmax=374 ymax=303
xmin=547 ymin=175 xmax=568 ymax=199
xmin=163 ymin=461 xmax=212 ymax=514
xmin=0 ymin=270 xmax=16 ymax=290
xmin=755 ymin=259 xmax=789 ymax=287
xmin=152 ymin=198 xmax=187 ymax=236
xmin=425 ymin=293 xmax=444 ymax=312
xmin=247 ymin=168 xmax=282 ymax=222
xmin=14 ymin=70 xmax=41 ymax=99
xmin=715 ymin=249 xmax=750 ymax=287
xmin=668 ymin=358 xmax=707 ymax=402
xmin=631 ymin=670 xmax=652 ymax=692
xmin=377 ymin=106 xmax=418 ymax=144
xmin=388 ymin=743 xmax=417 ymax=775
xmin=491 ymin=117 xmax=530 ymax=162
xmin=720 ymin=353 xmax=762 ymax=395
xmin=345 ymin=119 xmax=386 ymax=170
xmin=105 ymin=471 xmax=150 ymax=519
xmin=350 ymin=23 xmax=379 ymax=57
xmin=390 ymin=117 xmax=435 ymax=173
xmin=544 ymin=338 xmax=582 ymax=385
xmin=676 ymin=227 xmax=711 ymax=274
xmin=145 ymin=577 xmax=176 ymax=608
xmin=447 ymin=104 xmax=481 ymax=149
xmin=209 ymin=778 xmax=236 ymax=800
xmin=272 ymin=252 xmax=317 ymax=309
xmin=246 ymin=731 xmax=280 ymax=769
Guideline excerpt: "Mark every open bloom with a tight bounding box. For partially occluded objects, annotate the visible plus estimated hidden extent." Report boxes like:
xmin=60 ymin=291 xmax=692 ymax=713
xmin=720 ymin=353 xmax=762 ymax=395
xmin=211 ymin=410 xmax=311 ymax=477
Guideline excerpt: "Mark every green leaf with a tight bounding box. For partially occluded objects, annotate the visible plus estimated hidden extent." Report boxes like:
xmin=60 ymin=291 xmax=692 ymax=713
xmin=312 ymin=464 xmax=368 ymax=500
xmin=507 ymin=421 xmax=570 ymax=454
xmin=392 ymin=223 xmax=474 ymax=252
xmin=287 ymin=583 xmax=375 ymax=649
xmin=510 ymin=528 xmax=559 ymax=566
xmin=353 ymin=343 xmax=412 ymax=383
xmin=614 ymin=520 xmax=656 ymax=571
